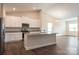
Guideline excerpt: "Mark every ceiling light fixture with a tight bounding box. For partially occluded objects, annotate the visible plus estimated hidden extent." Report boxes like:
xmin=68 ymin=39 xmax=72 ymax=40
xmin=13 ymin=8 xmax=16 ymax=11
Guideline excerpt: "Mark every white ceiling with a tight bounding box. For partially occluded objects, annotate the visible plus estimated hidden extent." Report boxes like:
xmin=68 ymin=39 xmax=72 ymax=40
xmin=1 ymin=3 xmax=79 ymax=19
xmin=4 ymin=3 xmax=55 ymax=11
xmin=47 ymin=3 xmax=79 ymax=19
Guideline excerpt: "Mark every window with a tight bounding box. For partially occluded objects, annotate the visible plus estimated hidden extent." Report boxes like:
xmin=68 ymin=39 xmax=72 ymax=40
xmin=69 ymin=23 xmax=78 ymax=32
xmin=47 ymin=23 xmax=53 ymax=33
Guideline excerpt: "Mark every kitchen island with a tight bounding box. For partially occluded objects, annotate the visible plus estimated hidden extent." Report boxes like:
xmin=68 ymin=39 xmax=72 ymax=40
xmin=24 ymin=32 xmax=56 ymax=50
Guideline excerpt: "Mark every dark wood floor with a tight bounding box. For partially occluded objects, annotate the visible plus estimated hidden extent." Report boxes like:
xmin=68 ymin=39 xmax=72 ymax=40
xmin=4 ymin=36 xmax=79 ymax=55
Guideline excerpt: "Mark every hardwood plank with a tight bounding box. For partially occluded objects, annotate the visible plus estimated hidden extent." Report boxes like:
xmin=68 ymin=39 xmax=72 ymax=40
xmin=4 ymin=36 xmax=79 ymax=55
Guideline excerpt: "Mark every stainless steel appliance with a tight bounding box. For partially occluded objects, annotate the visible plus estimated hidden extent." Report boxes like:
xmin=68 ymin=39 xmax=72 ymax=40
xmin=0 ymin=17 xmax=5 ymax=55
xmin=21 ymin=23 xmax=29 ymax=41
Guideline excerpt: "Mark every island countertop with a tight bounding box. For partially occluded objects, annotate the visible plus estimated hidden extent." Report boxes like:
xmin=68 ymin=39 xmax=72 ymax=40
xmin=25 ymin=32 xmax=57 ymax=35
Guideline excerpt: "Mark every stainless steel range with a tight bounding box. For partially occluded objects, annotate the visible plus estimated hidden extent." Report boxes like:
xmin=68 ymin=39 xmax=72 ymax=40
xmin=21 ymin=23 xmax=29 ymax=41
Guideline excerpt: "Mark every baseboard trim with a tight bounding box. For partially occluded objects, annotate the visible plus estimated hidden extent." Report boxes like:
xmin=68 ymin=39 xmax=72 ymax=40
xmin=64 ymin=35 xmax=78 ymax=37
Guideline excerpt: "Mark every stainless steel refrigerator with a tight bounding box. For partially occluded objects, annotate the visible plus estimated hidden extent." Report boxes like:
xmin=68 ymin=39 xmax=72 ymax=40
xmin=0 ymin=17 xmax=5 ymax=54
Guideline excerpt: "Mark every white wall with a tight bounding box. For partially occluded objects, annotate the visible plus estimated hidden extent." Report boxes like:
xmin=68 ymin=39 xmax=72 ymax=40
xmin=40 ymin=10 xmax=66 ymax=36
xmin=53 ymin=20 xmax=66 ymax=36
xmin=66 ymin=17 xmax=78 ymax=36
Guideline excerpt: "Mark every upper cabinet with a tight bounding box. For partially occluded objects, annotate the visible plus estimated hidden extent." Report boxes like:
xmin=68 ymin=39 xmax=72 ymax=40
xmin=5 ymin=16 xmax=40 ymax=27
xmin=5 ymin=16 xmax=22 ymax=27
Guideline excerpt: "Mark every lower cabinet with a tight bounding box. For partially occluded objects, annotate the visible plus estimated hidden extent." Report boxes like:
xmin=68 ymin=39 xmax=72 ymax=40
xmin=5 ymin=32 xmax=22 ymax=42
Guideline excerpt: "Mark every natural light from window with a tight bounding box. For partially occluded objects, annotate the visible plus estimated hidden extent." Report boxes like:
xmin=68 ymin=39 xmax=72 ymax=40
xmin=47 ymin=23 xmax=53 ymax=33
xmin=69 ymin=23 xmax=78 ymax=32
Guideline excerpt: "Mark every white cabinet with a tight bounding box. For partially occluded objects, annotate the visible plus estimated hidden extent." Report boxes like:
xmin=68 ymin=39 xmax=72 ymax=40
xmin=5 ymin=16 xmax=22 ymax=27
xmin=5 ymin=32 xmax=22 ymax=42
xmin=21 ymin=17 xmax=40 ymax=27
xmin=24 ymin=33 xmax=56 ymax=50
xmin=5 ymin=16 xmax=40 ymax=27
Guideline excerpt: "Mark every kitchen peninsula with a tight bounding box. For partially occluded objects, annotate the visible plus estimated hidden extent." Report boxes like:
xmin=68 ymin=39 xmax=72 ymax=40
xmin=24 ymin=32 xmax=56 ymax=50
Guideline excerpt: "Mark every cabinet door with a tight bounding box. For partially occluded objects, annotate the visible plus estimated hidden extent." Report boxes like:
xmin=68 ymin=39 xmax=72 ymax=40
xmin=5 ymin=16 xmax=21 ymax=27
xmin=5 ymin=33 xmax=22 ymax=42
xmin=21 ymin=17 xmax=40 ymax=27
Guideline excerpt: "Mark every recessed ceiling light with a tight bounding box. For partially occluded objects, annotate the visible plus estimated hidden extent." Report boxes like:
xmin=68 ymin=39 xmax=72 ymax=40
xmin=33 ymin=7 xmax=36 ymax=10
xmin=13 ymin=8 xmax=16 ymax=11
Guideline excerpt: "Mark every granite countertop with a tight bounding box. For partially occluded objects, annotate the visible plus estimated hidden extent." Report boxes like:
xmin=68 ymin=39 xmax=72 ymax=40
xmin=26 ymin=32 xmax=56 ymax=35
